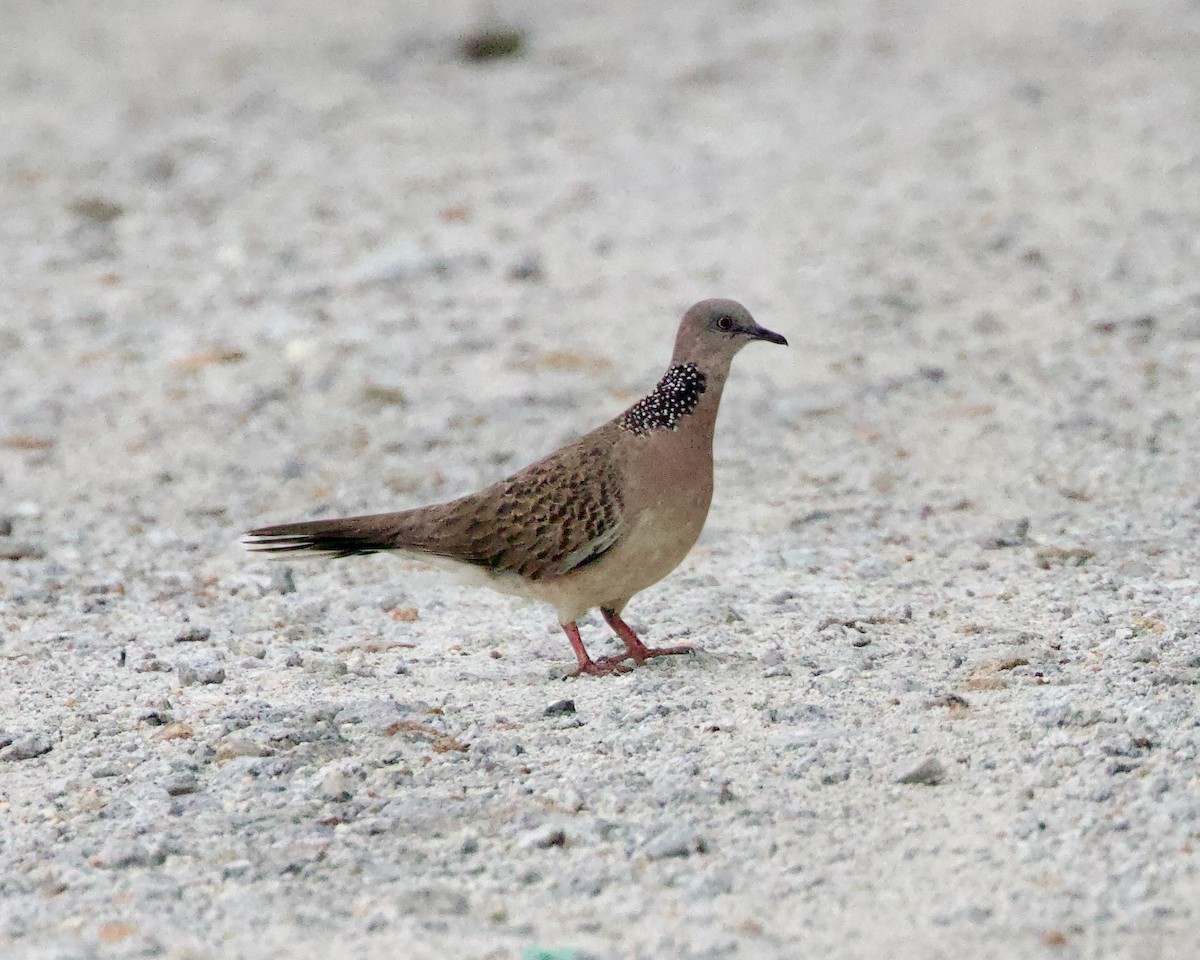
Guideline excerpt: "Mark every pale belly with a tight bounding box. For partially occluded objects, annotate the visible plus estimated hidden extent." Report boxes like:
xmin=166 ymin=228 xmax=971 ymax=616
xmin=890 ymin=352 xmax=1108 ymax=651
xmin=390 ymin=502 xmax=708 ymax=625
xmin=524 ymin=504 xmax=709 ymax=622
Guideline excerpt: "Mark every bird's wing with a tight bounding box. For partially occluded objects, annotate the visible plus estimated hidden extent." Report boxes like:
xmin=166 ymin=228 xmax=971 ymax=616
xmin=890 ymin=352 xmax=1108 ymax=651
xmin=418 ymin=439 xmax=628 ymax=580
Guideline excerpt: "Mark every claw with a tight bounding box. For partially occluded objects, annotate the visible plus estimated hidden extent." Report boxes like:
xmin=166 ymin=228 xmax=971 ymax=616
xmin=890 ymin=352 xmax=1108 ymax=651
xmin=571 ymin=657 xmax=634 ymax=677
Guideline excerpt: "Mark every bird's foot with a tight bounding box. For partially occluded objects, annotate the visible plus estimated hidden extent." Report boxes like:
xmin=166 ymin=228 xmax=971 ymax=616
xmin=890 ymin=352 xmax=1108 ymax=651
xmin=565 ymin=646 xmax=691 ymax=677
xmin=599 ymin=609 xmax=694 ymax=667
xmin=625 ymin=642 xmax=694 ymax=666
xmin=570 ymin=657 xmax=634 ymax=677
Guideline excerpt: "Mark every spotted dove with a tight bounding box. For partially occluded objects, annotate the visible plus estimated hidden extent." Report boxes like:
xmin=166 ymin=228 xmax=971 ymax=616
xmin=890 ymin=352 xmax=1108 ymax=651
xmin=242 ymin=299 xmax=787 ymax=675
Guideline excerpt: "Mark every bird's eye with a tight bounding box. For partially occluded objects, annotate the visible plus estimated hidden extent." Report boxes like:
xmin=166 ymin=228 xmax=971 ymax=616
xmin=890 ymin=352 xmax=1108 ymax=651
xmin=716 ymin=315 xmax=735 ymax=332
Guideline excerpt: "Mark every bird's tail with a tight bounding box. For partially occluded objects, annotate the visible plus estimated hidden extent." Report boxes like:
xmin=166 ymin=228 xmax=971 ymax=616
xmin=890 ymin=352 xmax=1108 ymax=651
xmin=240 ymin=513 xmax=411 ymax=559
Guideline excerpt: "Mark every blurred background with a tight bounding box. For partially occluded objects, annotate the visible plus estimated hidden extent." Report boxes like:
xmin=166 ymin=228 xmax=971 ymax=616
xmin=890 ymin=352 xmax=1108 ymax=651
xmin=3 ymin=4 xmax=1200 ymax=958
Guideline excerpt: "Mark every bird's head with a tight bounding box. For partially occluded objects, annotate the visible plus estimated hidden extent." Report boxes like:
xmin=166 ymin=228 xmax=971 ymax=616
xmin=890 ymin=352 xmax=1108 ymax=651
xmin=671 ymin=299 xmax=787 ymax=370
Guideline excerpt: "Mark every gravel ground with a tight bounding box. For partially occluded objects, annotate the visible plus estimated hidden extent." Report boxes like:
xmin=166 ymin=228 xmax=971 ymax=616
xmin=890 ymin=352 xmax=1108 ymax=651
xmin=3 ymin=1 xmax=1200 ymax=958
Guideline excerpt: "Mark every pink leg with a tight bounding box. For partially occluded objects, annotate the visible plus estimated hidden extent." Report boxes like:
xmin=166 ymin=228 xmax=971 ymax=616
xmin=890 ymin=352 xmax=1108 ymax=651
xmin=561 ymin=621 xmax=631 ymax=677
xmin=600 ymin=608 xmax=694 ymax=666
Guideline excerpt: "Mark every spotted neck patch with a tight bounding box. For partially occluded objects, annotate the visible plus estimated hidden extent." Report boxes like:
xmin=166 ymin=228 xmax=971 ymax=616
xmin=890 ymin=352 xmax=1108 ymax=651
xmin=618 ymin=363 xmax=708 ymax=436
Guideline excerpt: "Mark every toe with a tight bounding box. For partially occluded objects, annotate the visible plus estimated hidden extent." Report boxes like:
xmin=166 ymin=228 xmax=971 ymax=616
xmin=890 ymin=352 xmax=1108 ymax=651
xmin=572 ymin=658 xmax=633 ymax=677
xmin=643 ymin=644 xmax=694 ymax=659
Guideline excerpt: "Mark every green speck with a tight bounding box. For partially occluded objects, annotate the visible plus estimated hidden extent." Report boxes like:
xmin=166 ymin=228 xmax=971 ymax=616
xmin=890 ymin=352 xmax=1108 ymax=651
xmin=522 ymin=948 xmax=580 ymax=960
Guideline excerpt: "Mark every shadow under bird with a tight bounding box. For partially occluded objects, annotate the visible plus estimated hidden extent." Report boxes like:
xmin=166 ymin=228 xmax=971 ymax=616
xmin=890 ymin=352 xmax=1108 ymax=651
xmin=241 ymin=298 xmax=787 ymax=676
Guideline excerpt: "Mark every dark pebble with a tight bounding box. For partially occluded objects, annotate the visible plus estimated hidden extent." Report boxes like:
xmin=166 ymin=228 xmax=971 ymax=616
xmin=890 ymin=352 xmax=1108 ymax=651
xmin=178 ymin=661 xmax=225 ymax=686
xmin=0 ymin=734 xmax=53 ymax=762
xmin=977 ymin=518 xmax=1030 ymax=549
xmin=68 ymin=196 xmax=125 ymax=223
xmin=175 ymin=626 xmax=212 ymax=643
xmin=897 ymin=757 xmax=947 ymax=785
xmin=164 ymin=771 xmax=200 ymax=796
xmin=509 ymin=253 xmax=544 ymax=282
xmin=459 ymin=26 xmax=525 ymax=62
xmin=641 ymin=826 xmax=708 ymax=859
xmin=0 ymin=540 xmax=45 ymax=561
xmin=270 ymin=566 xmax=297 ymax=595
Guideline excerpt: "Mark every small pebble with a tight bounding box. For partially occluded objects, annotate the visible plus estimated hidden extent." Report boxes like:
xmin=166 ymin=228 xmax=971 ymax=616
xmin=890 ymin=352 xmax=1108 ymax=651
xmin=304 ymin=655 xmax=348 ymax=679
xmin=509 ymin=252 xmax=544 ymax=282
xmin=137 ymin=150 xmax=176 ymax=183
xmin=152 ymin=722 xmax=194 ymax=742
xmin=518 ymin=825 xmax=567 ymax=850
xmin=270 ymin=566 xmax=297 ymax=595
xmin=897 ymin=757 xmax=946 ymax=786
xmin=135 ymin=654 xmax=170 ymax=673
xmin=1035 ymin=545 xmax=1095 ymax=569
xmin=95 ymin=840 xmax=164 ymax=870
xmin=977 ymin=518 xmax=1030 ymax=549
xmin=178 ymin=660 xmax=226 ymax=686
xmin=459 ymin=26 xmax=525 ymax=62
xmin=543 ymin=699 xmax=576 ymax=717
xmin=68 ymin=196 xmax=124 ymax=222
xmin=855 ymin=557 xmax=895 ymax=580
xmin=377 ymin=592 xmax=408 ymax=612
xmin=215 ymin=736 xmax=271 ymax=762
xmin=236 ymin=641 xmax=267 ymax=660
xmin=321 ymin=771 xmax=354 ymax=802
xmin=821 ymin=765 xmax=851 ymax=785
xmin=175 ymin=626 xmax=212 ymax=643
xmin=0 ymin=734 xmax=53 ymax=762
xmin=0 ymin=540 xmax=45 ymax=561
xmin=163 ymin=771 xmax=200 ymax=796
xmin=641 ymin=826 xmax=708 ymax=860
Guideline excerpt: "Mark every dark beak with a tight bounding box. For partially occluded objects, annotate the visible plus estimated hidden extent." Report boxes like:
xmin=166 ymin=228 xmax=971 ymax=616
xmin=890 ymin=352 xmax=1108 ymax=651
xmin=746 ymin=324 xmax=788 ymax=346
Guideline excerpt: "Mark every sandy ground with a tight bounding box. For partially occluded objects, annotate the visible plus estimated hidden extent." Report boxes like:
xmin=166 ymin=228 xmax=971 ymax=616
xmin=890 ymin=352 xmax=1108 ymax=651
xmin=3 ymin=1 xmax=1200 ymax=958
